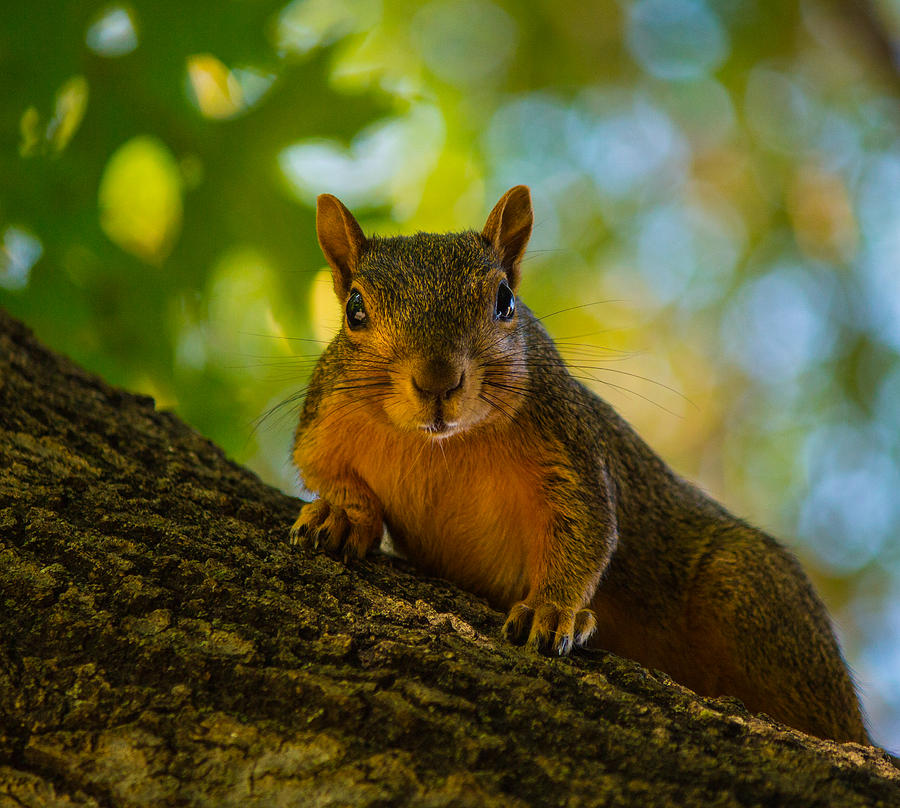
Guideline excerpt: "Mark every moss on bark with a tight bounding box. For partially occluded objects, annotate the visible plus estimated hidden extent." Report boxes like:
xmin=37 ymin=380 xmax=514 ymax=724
xmin=1 ymin=308 xmax=897 ymax=807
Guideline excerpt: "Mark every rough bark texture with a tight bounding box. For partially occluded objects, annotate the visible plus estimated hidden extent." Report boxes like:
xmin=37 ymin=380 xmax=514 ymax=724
xmin=0 ymin=306 xmax=897 ymax=807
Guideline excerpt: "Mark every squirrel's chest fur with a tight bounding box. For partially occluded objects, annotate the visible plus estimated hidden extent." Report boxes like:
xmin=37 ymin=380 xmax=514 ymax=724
xmin=301 ymin=410 xmax=550 ymax=609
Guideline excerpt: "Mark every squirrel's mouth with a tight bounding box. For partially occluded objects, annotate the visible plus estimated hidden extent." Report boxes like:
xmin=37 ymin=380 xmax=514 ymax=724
xmin=419 ymin=416 xmax=461 ymax=439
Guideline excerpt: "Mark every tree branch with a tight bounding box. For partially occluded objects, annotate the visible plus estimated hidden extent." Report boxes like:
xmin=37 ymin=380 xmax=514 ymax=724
xmin=0 ymin=307 xmax=897 ymax=807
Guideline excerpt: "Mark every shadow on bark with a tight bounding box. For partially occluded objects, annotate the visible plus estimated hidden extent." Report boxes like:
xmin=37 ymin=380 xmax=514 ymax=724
xmin=0 ymin=307 xmax=897 ymax=807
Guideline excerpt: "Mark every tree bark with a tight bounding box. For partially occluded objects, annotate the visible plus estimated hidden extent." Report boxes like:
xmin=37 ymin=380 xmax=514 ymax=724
xmin=0 ymin=307 xmax=897 ymax=808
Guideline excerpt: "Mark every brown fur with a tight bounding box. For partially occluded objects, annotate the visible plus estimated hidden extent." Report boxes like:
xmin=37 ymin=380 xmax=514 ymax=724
xmin=289 ymin=187 xmax=870 ymax=745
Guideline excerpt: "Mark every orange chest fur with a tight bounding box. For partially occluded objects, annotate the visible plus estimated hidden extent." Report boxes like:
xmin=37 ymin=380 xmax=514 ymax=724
xmin=302 ymin=411 xmax=553 ymax=609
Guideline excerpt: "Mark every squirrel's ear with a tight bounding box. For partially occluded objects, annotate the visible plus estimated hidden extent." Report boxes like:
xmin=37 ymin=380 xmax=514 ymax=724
xmin=481 ymin=185 xmax=533 ymax=289
xmin=316 ymin=194 xmax=367 ymax=299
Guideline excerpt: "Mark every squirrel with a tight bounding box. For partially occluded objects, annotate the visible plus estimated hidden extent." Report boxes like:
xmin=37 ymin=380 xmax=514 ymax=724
xmin=289 ymin=185 xmax=870 ymax=746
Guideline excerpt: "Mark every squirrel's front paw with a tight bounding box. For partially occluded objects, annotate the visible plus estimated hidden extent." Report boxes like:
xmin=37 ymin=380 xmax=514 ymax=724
xmin=501 ymin=600 xmax=597 ymax=656
xmin=289 ymin=499 xmax=380 ymax=562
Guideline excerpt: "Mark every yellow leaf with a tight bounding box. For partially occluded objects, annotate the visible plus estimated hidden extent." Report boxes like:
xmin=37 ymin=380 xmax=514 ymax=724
xmin=48 ymin=75 xmax=89 ymax=153
xmin=187 ymin=54 xmax=242 ymax=119
xmin=98 ymin=135 xmax=183 ymax=264
xmin=310 ymin=266 xmax=341 ymax=343
xmin=19 ymin=106 xmax=41 ymax=157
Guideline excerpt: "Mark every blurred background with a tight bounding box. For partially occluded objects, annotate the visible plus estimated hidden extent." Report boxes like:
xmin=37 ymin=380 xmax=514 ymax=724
xmin=2 ymin=0 xmax=899 ymax=750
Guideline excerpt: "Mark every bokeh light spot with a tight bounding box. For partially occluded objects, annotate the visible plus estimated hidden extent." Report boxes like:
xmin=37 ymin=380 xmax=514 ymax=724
xmin=280 ymin=105 xmax=444 ymax=212
xmin=187 ymin=54 xmax=243 ymax=119
xmin=275 ymin=0 xmax=382 ymax=55
xmin=174 ymin=324 xmax=208 ymax=371
xmin=857 ymin=151 xmax=900 ymax=244
xmin=745 ymin=66 xmax=818 ymax=153
xmin=722 ymin=263 xmax=836 ymax=383
xmin=654 ymin=77 xmax=735 ymax=149
xmin=857 ymin=151 xmax=900 ymax=351
xmin=310 ymin=267 xmax=341 ymax=343
xmin=98 ymin=135 xmax=183 ymax=264
xmin=635 ymin=200 xmax=742 ymax=307
xmin=569 ymin=91 xmax=687 ymax=201
xmin=411 ymin=0 xmax=517 ymax=86
xmin=800 ymin=425 xmax=900 ymax=572
xmin=231 ymin=67 xmax=276 ymax=110
xmin=206 ymin=246 xmax=281 ymax=368
xmin=626 ymin=0 xmax=729 ymax=80
xmin=18 ymin=107 xmax=41 ymax=157
xmin=86 ymin=5 xmax=139 ymax=57
xmin=485 ymin=94 xmax=571 ymax=192
xmin=787 ymin=165 xmax=858 ymax=263
xmin=46 ymin=75 xmax=89 ymax=153
xmin=1 ymin=227 xmax=43 ymax=290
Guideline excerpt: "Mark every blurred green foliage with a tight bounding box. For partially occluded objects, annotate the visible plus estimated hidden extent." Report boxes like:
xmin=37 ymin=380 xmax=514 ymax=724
xmin=1 ymin=0 xmax=387 ymax=465
xmin=3 ymin=0 xmax=900 ymax=749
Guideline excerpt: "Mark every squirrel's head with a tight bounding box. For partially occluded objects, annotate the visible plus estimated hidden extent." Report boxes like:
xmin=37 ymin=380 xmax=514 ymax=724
xmin=316 ymin=186 xmax=533 ymax=440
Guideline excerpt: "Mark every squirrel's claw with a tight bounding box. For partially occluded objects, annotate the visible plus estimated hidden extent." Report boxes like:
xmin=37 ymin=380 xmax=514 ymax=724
xmin=501 ymin=602 xmax=534 ymax=645
xmin=288 ymin=519 xmax=307 ymax=546
xmin=573 ymin=609 xmax=597 ymax=647
xmin=502 ymin=600 xmax=596 ymax=657
xmin=288 ymin=499 xmax=380 ymax=562
xmin=289 ymin=500 xmax=325 ymax=547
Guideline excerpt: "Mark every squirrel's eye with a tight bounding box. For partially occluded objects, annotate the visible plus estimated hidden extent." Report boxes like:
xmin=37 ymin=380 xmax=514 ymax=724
xmin=346 ymin=289 xmax=367 ymax=329
xmin=495 ymin=280 xmax=515 ymax=321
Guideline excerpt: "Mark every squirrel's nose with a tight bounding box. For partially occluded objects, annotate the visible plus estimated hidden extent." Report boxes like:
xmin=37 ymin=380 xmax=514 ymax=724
xmin=411 ymin=360 xmax=464 ymax=401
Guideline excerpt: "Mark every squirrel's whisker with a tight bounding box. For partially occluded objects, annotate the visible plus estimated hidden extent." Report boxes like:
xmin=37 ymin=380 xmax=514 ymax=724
xmin=251 ymin=392 xmax=309 ymax=436
xmin=478 ymin=390 xmax=518 ymax=424
xmin=534 ymin=300 xmax=622 ymax=322
xmin=317 ymin=392 xmax=390 ymax=431
xmin=240 ymin=331 xmax=332 ymax=345
xmin=398 ymin=433 xmax=433 ymax=486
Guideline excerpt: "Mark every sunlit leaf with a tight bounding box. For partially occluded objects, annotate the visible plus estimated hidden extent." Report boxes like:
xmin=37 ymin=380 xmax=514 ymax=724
xmin=47 ymin=75 xmax=89 ymax=153
xmin=187 ymin=54 xmax=243 ymax=119
xmin=332 ymin=24 xmax=423 ymax=94
xmin=132 ymin=374 xmax=178 ymax=409
xmin=206 ymin=245 xmax=280 ymax=364
xmin=18 ymin=106 xmax=41 ymax=157
xmin=98 ymin=136 xmax=183 ymax=264
xmin=309 ymin=266 xmax=340 ymax=343
xmin=274 ymin=0 xmax=381 ymax=55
